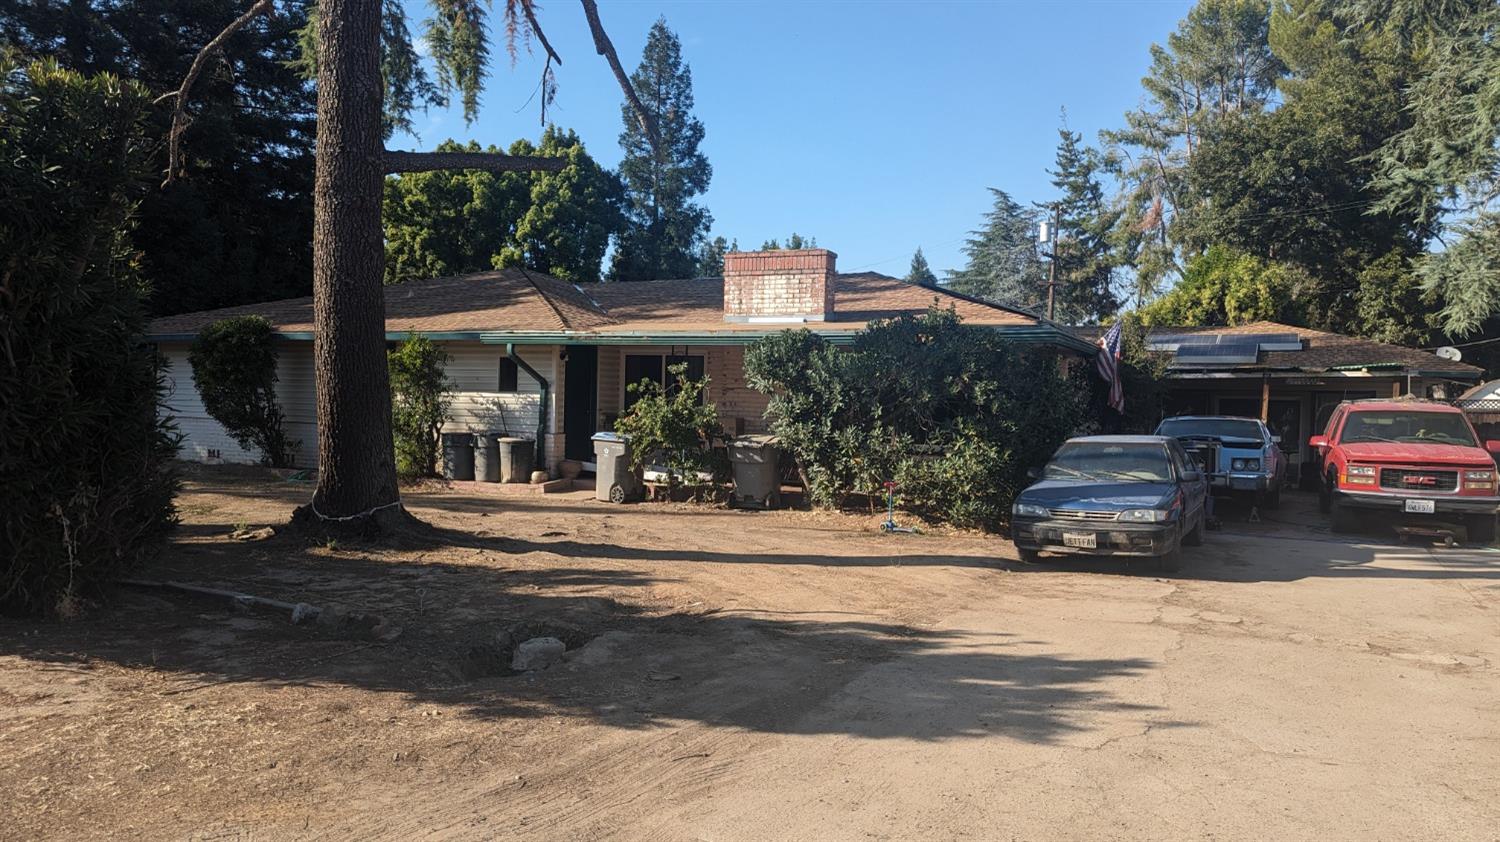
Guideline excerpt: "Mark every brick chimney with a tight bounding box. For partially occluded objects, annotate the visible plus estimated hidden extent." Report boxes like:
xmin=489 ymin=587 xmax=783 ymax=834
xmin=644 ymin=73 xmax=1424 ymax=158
xmin=722 ymin=249 xmax=838 ymax=323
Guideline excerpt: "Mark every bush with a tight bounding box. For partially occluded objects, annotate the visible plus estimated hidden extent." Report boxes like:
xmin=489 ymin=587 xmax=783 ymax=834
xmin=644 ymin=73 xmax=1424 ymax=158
xmin=1 ymin=60 xmax=179 ymax=617
xmin=745 ymin=307 xmax=1088 ymax=530
xmin=388 ymin=335 xmax=453 ymax=479
xmin=188 ymin=316 xmax=296 ymax=466
xmin=614 ymin=363 xmax=724 ymax=496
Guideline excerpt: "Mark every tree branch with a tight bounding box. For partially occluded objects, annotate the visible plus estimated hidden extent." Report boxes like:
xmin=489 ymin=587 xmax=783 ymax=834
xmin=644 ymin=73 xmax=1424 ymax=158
xmin=382 ymin=150 xmax=567 ymax=174
xmin=579 ymin=0 xmax=657 ymax=149
xmin=159 ymin=0 xmax=275 ymax=186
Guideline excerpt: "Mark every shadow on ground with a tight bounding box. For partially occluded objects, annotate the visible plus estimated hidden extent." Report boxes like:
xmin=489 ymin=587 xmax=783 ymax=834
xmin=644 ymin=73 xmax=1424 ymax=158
xmin=2 ymin=508 xmax=1162 ymax=747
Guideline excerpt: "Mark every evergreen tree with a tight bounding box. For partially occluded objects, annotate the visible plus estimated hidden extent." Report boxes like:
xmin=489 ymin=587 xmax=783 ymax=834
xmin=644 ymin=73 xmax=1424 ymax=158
xmin=906 ymin=247 xmax=938 ymax=285
xmin=609 ymin=19 xmax=713 ymax=281
xmin=1040 ymin=127 xmax=1120 ymax=323
xmin=760 ymin=233 xmax=816 ymax=250
xmin=0 ymin=0 xmax=317 ymax=316
xmin=947 ymin=189 xmax=1045 ymax=309
xmin=697 ymin=236 xmax=735 ymax=277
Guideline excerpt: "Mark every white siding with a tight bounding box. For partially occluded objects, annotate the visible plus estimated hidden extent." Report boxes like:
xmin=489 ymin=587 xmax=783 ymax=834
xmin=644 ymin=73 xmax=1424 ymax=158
xmin=162 ymin=340 xmax=563 ymax=471
xmin=159 ymin=341 xmax=319 ymax=466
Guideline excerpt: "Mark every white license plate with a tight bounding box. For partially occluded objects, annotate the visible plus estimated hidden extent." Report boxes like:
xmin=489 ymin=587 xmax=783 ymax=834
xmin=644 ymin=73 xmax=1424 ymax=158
xmin=1061 ymin=532 xmax=1098 ymax=549
xmin=1404 ymin=499 xmax=1436 ymax=514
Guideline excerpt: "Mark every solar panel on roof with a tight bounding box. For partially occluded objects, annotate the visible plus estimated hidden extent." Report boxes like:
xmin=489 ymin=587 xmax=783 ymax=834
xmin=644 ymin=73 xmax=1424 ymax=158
xmin=1175 ymin=343 xmax=1260 ymax=364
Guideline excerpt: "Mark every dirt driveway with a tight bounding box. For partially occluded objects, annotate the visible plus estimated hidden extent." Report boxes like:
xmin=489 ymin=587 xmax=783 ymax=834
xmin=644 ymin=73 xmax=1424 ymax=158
xmin=3 ymin=469 xmax=1498 ymax=840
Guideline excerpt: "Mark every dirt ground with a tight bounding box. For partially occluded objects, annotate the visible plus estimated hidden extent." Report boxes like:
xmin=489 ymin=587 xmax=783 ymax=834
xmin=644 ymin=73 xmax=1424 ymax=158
xmin=3 ymin=467 xmax=1498 ymax=841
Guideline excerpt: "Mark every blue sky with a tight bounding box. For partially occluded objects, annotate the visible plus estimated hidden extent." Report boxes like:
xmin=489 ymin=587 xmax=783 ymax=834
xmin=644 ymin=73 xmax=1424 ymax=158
xmin=393 ymin=0 xmax=1194 ymax=277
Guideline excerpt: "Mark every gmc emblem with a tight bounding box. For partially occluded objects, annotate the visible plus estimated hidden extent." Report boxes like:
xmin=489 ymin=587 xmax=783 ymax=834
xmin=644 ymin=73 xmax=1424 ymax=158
xmin=1403 ymin=475 xmax=1437 ymax=486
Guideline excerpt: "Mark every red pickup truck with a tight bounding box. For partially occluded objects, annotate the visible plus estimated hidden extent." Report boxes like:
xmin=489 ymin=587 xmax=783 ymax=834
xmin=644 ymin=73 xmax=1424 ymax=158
xmin=1309 ymin=400 xmax=1500 ymax=541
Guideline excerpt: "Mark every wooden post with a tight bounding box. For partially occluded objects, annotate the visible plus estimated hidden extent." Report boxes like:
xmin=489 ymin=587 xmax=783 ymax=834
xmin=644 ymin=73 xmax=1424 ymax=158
xmin=1260 ymin=376 xmax=1270 ymax=421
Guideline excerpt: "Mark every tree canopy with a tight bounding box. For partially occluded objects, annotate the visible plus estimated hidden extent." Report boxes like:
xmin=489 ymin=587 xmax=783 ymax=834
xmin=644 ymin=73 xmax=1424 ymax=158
xmin=946 ymin=189 xmax=1045 ymax=309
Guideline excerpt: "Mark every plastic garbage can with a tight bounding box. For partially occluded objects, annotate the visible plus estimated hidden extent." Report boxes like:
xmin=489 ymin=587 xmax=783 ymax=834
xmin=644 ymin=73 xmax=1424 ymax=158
xmin=441 ymin=432 xmax=475 ymax=481
xmin=592 ymin=432 xmax=643 ymax=503
xmin=473 ymin=432 xmax=502 ymax=482
xmin=497 ymin=436 xmax=534 ymax=483
xmin=728 ymin=435 xmax=781 ymax=509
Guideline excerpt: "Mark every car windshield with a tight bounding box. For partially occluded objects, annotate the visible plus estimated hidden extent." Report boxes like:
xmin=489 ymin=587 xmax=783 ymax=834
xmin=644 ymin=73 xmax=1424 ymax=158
xmin=1044 ymin=442 xmax=1173 ymax=482
xmin=1341 ymin=410 xmax=1477 ymax=446
xmin=1157 ymin=418 xmax=1264 ymax=442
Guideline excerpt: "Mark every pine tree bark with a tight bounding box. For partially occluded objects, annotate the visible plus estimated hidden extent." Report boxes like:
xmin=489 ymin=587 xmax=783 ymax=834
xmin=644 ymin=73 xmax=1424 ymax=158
xmin=306 ymin=0 xmax=401 ymax=523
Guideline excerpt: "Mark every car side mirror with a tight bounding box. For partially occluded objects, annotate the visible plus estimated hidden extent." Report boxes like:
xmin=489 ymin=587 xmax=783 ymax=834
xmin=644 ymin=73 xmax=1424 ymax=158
xmin=1026 ymin=466 xmax=1042 ymax=480
xmin=1182 ymin=469 xmax=1202 ymax=482
xmin=1486 ymin=440 xmax=1500 ymax=454
xmin=1308 ymin=435 xmax=1328 ymax=448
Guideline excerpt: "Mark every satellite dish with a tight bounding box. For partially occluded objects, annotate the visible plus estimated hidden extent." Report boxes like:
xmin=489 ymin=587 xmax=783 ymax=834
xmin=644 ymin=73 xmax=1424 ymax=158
xmin=1436 ymin=346 xmax=1462 ymax=361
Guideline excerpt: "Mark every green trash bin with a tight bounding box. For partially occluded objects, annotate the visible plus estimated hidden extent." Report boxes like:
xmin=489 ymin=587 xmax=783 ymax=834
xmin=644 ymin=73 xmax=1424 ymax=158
xmin=473 ymin=432 xmax=502 ymax=482
xmin=441 ymin=432 xmax=475 ymax=481
xmin=497 ymin=436 xmax=534 ymax=483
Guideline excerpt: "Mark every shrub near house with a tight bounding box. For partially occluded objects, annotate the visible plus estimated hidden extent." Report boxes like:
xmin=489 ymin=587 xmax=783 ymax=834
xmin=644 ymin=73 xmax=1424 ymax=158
xmin=746 ymin=308 xmax=1088 ymax=530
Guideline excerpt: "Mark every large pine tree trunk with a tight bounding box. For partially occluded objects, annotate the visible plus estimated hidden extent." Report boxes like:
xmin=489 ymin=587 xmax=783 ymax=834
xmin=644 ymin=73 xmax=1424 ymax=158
xmin=305 ymin=0 xmax=401 ymax=523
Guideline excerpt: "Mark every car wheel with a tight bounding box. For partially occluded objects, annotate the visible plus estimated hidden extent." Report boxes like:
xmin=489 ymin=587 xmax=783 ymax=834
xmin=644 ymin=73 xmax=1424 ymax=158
xmin=1330 ymin=494 xmax=1359 ymax=534
xmin=1466 ymin=514 xmax=1496 ymax=545
xmin=1016 ymin=547 xmax=1041 ymax=564
xmin=1319 ymin=471 xmax=1334 ymax=514
xmin=1156 ymin=542 xmax=1182 ymax=574
xmin=1182 ymin=510 xmax=1205 ymax=547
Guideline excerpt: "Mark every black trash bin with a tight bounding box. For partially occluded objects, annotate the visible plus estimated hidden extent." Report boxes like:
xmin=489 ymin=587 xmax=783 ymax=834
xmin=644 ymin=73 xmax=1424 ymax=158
xmin=441 ymin=432 xmax=475 ymax=480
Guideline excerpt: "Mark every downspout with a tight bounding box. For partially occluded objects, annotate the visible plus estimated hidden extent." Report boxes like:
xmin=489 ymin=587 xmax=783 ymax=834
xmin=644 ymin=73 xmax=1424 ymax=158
xmin=506 ymin=343 xmax=549 ymax=474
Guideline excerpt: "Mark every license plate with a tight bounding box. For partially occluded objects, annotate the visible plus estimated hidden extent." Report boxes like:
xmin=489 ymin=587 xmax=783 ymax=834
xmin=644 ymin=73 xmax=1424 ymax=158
xmin=1404 ymin=499 xmax=1436 ymax=514
xmin=1062 ymin=532 xmax=1098 ymax=549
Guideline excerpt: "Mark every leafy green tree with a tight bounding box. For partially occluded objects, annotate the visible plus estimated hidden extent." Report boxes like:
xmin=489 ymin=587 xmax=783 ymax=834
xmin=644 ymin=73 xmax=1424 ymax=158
xmin=383 ymin=139 xmax=527 ymax=284
xmin=1138 ymin=245 xmax=1307 ymax=327
xmin=1 ymin=59 xmax=179 ymax=616
xmin=906 ymin=247 xmax=938 ymax=285
xmin=1355 ymin=249 xmax=1437 ymax=347
xmin=384 ymin=129 xmax=623 ymax=284
xmin=1103 ymin=0 xmax=1284 ymax=296
xmin=0 ymin=0 xmax=317 ymax=316
xmin=946 ymin=189 xmax=1044 ymax=308
xmin=1041 ymin=127 xmax=1120 ymax=322
xmin=760 ymin=233 xmax=817 ymax=250
xmin=388 ymin=335 xmax=453 ymax=479
xmin=189 ymin=316 xmax=297 ymax=467
xmin=614 ymin=363 xmax=724 ymax=496
xmin=610 ymin=19 xmax=713 ymax=281
xmin=1336 ymin=0 xmax=1500 ymax=335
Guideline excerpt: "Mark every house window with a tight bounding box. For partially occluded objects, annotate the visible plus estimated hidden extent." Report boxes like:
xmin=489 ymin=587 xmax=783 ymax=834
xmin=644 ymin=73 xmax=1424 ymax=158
xmin=623 ymin=353 xmax=705 ymax=410
xmin=498 ymin=357 xmax=519 ymax=392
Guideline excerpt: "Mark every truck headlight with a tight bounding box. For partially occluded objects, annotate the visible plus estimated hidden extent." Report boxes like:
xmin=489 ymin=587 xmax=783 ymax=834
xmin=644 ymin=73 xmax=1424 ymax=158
xmin=1013 ymin=502 xmax=1049 ymax=518
xmin=1465 ymin=469 xmax=1494 ymax=490
xmin=1118 ymin=509 xmax=1167 ymax=523
xmin=1231 ymin=458 xmax=1261 ymax=471
xmin=1343 ymin=464 xmax=1376 ymax=485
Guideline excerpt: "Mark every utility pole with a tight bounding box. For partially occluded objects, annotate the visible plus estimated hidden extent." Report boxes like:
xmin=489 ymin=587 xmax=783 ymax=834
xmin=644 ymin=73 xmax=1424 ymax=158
xmin=1042 ymin=204 xmax=1062 ymax=321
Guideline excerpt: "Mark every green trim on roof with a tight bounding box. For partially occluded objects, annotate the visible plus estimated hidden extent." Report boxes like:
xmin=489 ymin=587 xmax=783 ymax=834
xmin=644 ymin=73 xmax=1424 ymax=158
xmin=1327 ymin=362 xmax=1406 ymax=371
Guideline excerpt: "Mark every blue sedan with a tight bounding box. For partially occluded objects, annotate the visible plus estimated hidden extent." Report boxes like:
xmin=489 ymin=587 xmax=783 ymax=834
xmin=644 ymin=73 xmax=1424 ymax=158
xmin=1011 ymin=435 xmax=1210 ymax=573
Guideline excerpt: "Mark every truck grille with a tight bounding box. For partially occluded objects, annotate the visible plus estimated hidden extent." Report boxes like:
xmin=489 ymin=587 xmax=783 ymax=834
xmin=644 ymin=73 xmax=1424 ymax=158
xmin=1048 ymin=509 xmax=1120 ymax=522
xmin=1378 ymin=468 xmax=1458 ymax=492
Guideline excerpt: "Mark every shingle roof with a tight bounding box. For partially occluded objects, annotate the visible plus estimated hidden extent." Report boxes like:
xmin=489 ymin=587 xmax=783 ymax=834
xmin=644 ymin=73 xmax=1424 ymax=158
xmin=148 ymin=269 xmax=1040 ymax=338
xmin=1073 ymin=320 xmax=1480 ymax=376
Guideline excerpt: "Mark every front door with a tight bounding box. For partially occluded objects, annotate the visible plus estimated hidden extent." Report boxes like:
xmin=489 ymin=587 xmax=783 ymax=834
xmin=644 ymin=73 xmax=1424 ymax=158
xmin=563 ymin=345 xmax=598 ymax=463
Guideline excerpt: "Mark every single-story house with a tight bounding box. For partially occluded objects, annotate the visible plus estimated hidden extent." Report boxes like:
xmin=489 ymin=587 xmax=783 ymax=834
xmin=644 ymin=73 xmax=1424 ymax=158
xmin=147 ymin=248 xmax=1094 ymax=471
xmin=1075 ymin=321 xmax=1485 ymax=483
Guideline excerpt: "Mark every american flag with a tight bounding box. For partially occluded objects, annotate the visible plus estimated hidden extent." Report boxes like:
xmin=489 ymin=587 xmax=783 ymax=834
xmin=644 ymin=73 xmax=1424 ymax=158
xmin=1096 ymin=322 xmax=1125 ymax=414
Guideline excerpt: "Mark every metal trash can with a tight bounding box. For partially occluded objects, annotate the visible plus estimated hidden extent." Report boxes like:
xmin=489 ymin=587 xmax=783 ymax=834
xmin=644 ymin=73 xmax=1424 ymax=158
xmin=592 ymin=432 xmax=643 ymax=503
xmin=473 ymin=432 xmax=502 ymax=482
xmin=497 ymin=436 xmax=534 ymax=483
xmin=728 ymin=434 xmax=781 ymax=509
xmin=441 ymin=432 xmax=475 ymax=481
